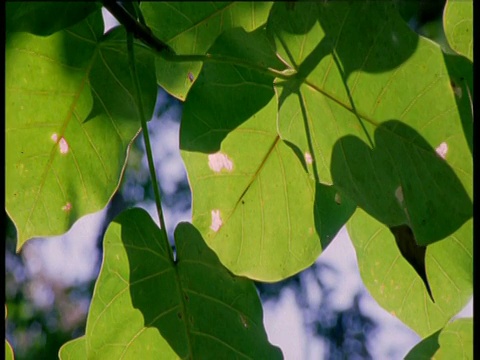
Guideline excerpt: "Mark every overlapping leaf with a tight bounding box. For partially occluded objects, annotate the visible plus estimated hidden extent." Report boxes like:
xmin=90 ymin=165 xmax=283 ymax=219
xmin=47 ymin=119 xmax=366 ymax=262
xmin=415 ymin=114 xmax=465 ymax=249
xmin=347 ymin=208 xmax=472 ymax=337
xmin=59 ymin=208 xmax=282 ymax=359
xmin=405 ymin=318 xmax=473 ymax=359
xmin=141 ymin=2 xmax=273 ymax=100
xmin=267 ymin=1 xmax=472 ymax=246
xmin=6 ymin=9 xmax=157 ymax=249
xmin=443 ymin=0 xmax=473 ymax=61
xmin=180 ymin=28 xmax=355 ymax=280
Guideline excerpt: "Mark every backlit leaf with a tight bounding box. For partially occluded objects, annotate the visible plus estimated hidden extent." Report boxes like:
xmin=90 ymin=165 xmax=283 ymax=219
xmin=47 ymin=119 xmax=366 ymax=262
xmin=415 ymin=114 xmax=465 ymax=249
xmin=59 ymin=208 xmax=282 ymax=359
xmin=180 ymin=28 xmax=355 ymax=280
xmin=141 ymin=2 xmax=273 ymax=100
xmin=6 ymin=10 xmax=157 ymax=249
xmin=347 ymin=208 xmax=472 ymax=337
xmin=443 ymin=0 xmax=473 ymax=61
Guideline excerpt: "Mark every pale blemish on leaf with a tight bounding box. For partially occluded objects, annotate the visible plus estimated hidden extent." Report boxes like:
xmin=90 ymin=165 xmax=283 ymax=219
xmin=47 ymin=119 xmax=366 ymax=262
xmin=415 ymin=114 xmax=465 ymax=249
xmin=51 ymin=133 xmax=69 ymax=154
xmin=451 ymin=80 xmax=462 ymax=98
xmin=334 ymin=192 xmax=341 ymax=205
xmin=304 ymin=152 xmax=313 ymax=164
xmin=435 ymin=142 xmax=448 ymax=159
xmin=62 ymin=202 xmax=72 ymax=212
xmin=239 ymin=314 xmax=249 ymax=328
xmin=210 ymin=209 xmax=223 ymax=232
xmin=395 ymin=186 xmax=404 ymax=204
xmin=59 ymin=137 xmax=69 ymax=154
xmin=208 ymin=152 xmax=233 ymax=173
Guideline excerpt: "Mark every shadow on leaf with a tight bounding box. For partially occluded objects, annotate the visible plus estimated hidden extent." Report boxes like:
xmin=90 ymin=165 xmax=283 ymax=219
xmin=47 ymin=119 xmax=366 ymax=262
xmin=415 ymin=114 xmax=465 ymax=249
xmin=331 ymin=120 xmax=472 ymax=246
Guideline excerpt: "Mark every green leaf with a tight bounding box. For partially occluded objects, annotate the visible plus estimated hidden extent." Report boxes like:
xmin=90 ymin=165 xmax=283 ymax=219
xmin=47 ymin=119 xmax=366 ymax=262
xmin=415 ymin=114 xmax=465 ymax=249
xmin=180 ymin=27 xmax=355 ymax=280
xmin=6 ymin=2 xmax=101 ymax=36
xmin=60 ymin=208 xmax=281 ymax=359
xmin=5 ymin=340 xmax=14 ymax=360
xmin=58 ymin=336 xmax=86 ymax=360
xmin=443 ymin=0 xmax=473 ymax=61
xmin=141 ymin=2 xmax=273 ymax=100
xmin=6 ymin=10 xmax=157 ymax=249
xmin=347 ymin=208 xmax=472 ymax=337
xmin=406 ymin=318 xmax=473 ymax=359
xmin=331 ymin=120 xmax=471 ymax=246
xmin=267 ymin=2 xmax=472 ymax=246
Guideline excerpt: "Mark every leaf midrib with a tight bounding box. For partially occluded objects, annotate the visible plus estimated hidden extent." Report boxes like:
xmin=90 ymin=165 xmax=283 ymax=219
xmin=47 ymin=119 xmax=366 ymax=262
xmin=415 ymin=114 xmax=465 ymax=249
xmin=20 ymin=46 xmax=99 ymax=246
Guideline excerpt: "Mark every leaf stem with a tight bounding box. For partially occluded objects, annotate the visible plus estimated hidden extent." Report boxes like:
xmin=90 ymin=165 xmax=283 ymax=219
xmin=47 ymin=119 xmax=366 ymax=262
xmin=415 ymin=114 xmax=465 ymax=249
xmin=102 ymin=0 xmax=175 ymax=59
xmin=102 ymin=0 xmax=292 ymax=80
xmin=168 ymin=53 xmax=292 ymax=80
xmin=126 ymin=32 xmax=173 ymax=262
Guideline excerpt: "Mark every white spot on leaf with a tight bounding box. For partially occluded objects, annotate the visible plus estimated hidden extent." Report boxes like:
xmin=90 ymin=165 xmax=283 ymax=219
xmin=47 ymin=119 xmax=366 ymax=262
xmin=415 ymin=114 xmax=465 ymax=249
xmin=435 ymin=142 xmax=448 ymax=159
xmin=210 ymin=210 xmax=222 ymax=232
xmin=395 ymin=186 xmax=404 ymax=204
xmin=51 ymin=133 xmax=69 ymax=154
xmin=208 ymin=152 xmax=233 ymax=173
xmin=59 ymin=137 xmax=69 ymax=154
xmin=304 ymin=152 xmax=313 ymax=164
xmin=62 ymin=202 xmax=72 ymax=212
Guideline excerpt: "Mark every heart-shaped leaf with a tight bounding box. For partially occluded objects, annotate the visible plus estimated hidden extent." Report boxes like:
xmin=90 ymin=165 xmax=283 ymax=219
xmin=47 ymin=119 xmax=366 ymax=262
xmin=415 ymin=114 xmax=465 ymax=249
xmin=347 ymin=208 xmax=472 ymax=337
xmin=59 ymin=208 xmax=282 ymax=359
xmin=6 ymin=10 xmax=157 ymax=249
xmin=180 ymin=27 xmax=355 ymax=280
xmin=141 ymin=2 xmax=273 ymax=100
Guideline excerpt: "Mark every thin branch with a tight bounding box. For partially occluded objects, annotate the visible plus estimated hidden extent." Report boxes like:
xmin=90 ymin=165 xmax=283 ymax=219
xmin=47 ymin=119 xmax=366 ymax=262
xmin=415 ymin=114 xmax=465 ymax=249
xmin=102 ymin=0 xmax=175 ymax=59
xmin=102 ymin=0 xmax=293 ymax=80
xmin=126 ymin=32 xmax=174 ymax=262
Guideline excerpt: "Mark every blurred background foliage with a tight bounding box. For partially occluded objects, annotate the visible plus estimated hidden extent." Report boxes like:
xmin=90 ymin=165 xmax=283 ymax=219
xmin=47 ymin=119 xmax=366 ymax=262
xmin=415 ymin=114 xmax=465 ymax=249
xmin=5 ymin=1 xmax=451 ymax=359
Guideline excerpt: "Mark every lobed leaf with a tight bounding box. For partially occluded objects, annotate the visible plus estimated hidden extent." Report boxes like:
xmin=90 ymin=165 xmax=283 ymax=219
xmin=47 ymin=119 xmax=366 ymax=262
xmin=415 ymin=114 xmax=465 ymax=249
xmin=347 ymin=208 xmax=472 ymax=337
xmin=443 ymin=0 xmax=473 ymax=62
xmin=180 ymin=27 xmax=355 ymax=280
xmin=59 ymin=208 xmax=282 ymax=359
xmin=268 ymin=1 xmax=472 ymax=246
xmin=5 ymin=9 xmax=157 ymax=249
xmin=141 ymin=2 xmax=273 ymax=100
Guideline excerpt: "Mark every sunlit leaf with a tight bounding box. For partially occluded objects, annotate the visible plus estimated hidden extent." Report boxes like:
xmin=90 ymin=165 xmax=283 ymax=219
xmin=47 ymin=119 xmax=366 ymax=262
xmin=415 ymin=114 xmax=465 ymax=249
xmin=141 ymin=2 xmax=273 ymax=100
xmin=405 ymin=318 xmax=473 ymax=359
xmin=6 ymin=10 xmax=157 ymax=249
xmin=443 ymin=0 xmax=473 ymax=61
xmin=181 ymin=27 xmax=355 ymax=280
xmin=58 ymin=336 xmax=86 ymax=360
xmin=267 ymin=1 xmax=472 ymax=246
xmin=347 ymin=208 xmax=472 ymax=337
xmin=59 ymin=208 xmax=282 ymax=359
xmin=5 ymin=340 xmax=14 ymax=360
